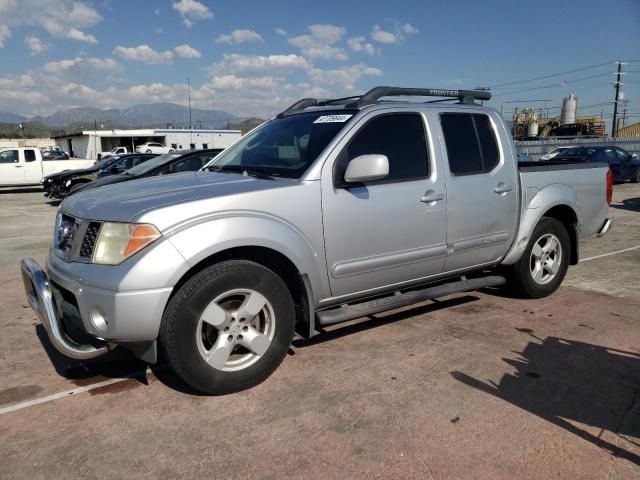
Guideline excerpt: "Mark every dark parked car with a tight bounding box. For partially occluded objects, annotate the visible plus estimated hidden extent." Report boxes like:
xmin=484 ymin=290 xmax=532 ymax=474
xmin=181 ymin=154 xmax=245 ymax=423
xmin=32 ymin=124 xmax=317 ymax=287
xmin=97 ymin=152 xmax=157 ymax=178
xmin=69 ymin=149 xmax=224 ymax=196
xmin=43 ymin=153 xmax=157 ymax=199
xmin=555 ymin=146 xmax=640 ymax=183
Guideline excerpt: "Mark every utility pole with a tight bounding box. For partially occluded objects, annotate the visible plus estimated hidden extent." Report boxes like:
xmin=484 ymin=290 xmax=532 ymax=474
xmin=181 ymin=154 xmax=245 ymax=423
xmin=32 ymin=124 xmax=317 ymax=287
xmin=611 ymin=61 xmax=623 ymax=137
xmin=187 ymin=76 xmax=192 ymax=145
xmin=620 ymin=98 xmax=629 ymax=128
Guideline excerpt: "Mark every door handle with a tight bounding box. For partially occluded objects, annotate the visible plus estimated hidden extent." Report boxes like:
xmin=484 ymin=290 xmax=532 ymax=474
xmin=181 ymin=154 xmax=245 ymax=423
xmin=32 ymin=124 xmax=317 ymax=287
xmin=420 ymin=191 xmax=444 ymax=203
xmin=14 ymin=165 xmax=23 ymax=168
xmin=494 ymin=183 xmax=513 ymax=194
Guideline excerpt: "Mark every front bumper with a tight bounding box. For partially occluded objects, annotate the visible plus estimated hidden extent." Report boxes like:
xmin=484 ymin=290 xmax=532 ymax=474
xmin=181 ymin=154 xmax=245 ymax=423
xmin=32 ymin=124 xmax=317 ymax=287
xmin=597 ymin=217 xmax=612 ymax=237
xmin=21 ymin=257 xmax=109 ymax=360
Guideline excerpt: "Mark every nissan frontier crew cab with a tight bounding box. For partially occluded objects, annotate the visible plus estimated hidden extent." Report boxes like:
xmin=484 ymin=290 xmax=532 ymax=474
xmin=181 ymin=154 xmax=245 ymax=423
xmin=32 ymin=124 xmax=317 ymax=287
xmin=21 ymin=86 xmax=613 ymax=395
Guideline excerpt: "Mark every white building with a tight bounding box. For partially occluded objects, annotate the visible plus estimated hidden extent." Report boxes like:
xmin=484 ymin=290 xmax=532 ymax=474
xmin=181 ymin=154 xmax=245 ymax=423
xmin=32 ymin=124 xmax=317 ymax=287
xmin=52 ymin=128 xmax=242 ymax=159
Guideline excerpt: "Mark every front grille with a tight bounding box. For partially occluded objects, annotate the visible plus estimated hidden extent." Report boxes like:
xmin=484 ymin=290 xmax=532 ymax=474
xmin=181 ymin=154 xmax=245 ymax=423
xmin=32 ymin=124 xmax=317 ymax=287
xmin=79 ymin=222 xmax=101 ymax=259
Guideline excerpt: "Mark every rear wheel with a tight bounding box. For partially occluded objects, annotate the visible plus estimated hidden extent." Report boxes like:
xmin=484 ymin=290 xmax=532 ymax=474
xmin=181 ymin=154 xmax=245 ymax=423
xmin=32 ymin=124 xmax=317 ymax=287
xmin=145 ymin=149 xmax=152 ymax=153
xmin=160 ymin=260 xmax=295 ymax=395
xmin=632 ymin=167 xmax=640 ymax=183
xmin=507 ymin=217 xmax=570 ymax=298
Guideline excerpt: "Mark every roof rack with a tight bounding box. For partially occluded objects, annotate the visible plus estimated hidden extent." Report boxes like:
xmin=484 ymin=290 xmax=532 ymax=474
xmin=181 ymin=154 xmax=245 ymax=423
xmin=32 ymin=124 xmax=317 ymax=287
xmin=276 ymin=85 xmax=491 ymax=117
xmin=349 ymin=86 xmax=491 ymax=108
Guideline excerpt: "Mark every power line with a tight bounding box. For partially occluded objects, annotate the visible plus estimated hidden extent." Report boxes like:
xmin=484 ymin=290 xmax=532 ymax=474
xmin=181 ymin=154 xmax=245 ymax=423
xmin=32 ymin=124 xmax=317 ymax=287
xmin=486 ymin=61 xmax=613 ymax=89
xmin=493 ymin=71 xmax=614 ymax=97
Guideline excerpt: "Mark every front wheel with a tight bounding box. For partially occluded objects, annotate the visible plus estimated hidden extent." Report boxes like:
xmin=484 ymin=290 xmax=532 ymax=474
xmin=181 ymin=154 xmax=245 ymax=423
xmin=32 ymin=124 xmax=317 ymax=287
xmin=160 ymin=260 xmax=295 ymax=395
xmin=632 ymin=167 xmax=640 ymax=183
xmin=507 ymin=217 xmax=570 ymax=299
xmin=145 ymin=149 xmax=152 ymax=153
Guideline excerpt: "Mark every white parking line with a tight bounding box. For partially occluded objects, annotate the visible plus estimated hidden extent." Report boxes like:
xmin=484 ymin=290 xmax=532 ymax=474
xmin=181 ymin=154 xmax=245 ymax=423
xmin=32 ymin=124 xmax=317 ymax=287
xmin=580 ymin=245 xmax=640 ymax=263
xmin=0 ymin=369 xmax=150 ymax=416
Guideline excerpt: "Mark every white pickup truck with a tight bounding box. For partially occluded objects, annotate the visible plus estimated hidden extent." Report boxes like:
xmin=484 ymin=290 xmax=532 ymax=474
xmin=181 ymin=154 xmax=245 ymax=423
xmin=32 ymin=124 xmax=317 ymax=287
xmin=0 ymin=147 xmax=95 ymax=187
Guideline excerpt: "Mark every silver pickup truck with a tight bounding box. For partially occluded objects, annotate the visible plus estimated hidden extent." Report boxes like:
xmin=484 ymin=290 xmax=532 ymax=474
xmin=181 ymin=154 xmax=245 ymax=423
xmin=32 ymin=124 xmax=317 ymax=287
xmin=21 ymin=87 xmax=613 ymax=394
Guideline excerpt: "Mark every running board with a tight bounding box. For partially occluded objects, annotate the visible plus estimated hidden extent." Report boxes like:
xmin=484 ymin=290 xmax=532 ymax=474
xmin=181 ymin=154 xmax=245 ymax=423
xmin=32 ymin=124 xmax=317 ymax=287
xmin=316 ymin=275 xmax=506 ymax=327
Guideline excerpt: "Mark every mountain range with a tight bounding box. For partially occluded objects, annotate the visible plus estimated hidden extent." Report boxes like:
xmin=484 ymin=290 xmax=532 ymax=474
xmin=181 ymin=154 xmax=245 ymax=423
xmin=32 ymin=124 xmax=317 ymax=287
xmin=0 ymin=103 xmax=242 ymax=130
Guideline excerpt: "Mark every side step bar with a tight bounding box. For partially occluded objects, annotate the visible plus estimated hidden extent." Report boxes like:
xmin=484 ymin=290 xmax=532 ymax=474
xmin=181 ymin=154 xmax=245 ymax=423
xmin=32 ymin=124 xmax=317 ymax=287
xmin=316 ymin=275 xmax=506 ymax=327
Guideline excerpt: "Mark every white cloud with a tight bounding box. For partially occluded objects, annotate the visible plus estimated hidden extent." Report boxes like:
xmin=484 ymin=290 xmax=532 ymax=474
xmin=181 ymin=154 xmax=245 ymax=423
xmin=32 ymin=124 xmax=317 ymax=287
xmin=0 ymin=1 xmax=103 ymax=43
xmin=113 ymin=45 xmax=174 ymax=64
xmin=0 ymin=25 xmax=11 ymax=48
xmin=275 ymin=27 xmax=287 ymax=36
xmin=401 ymin=23 xmax=419 ymax=34
xmin=43 ymin=57 xmax=121 ymax=74
xmin=370 ymin=21 xmax=419 ymax=45
xmin=347 ymin=36 xmax=378 ymax=56
xmin=174 ymin=44 xmax=201 ymax=58
xmin=216 ymin=29 xmax=264 ymax=45
xmin=212 ymin=53 xmax=311 ymax=76
xmin=172 ymin=0 xmax=213 ymax=28
xmin=308 ymin=63 xmax=383 ymax=90
xmin=25 ymin=35 xmax=48 ymax=54
xmin=288 ymin=24 xmax=348 ymax=61
xmin=371 ymin=25 xmax=399 ymax=44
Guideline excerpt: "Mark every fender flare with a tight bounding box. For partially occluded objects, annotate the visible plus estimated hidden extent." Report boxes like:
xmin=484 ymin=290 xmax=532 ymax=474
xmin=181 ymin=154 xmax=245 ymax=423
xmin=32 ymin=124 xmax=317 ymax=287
xmin=502 ymin=184 xmax=581 ymax=265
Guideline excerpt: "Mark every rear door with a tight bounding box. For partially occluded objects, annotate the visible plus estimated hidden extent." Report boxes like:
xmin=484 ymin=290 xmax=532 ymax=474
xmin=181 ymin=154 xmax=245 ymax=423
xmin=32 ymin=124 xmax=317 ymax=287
xmin=321 ymin=110 xmax=447 ymax=298
xmin=435 ymin=110 xmax=518 ymax=272
xmin=0 ymin=149 xmax=24 ymax=185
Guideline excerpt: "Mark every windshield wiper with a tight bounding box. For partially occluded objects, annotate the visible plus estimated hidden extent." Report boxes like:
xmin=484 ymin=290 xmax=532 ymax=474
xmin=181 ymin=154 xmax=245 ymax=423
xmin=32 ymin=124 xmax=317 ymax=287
xmin=209 ymin=164 xmax=277 ymax=180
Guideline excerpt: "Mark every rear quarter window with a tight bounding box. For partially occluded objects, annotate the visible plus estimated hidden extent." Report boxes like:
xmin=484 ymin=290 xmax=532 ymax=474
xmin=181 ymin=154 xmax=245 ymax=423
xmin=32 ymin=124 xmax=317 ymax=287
xmin=440 ymin=113 xmax=500 ymax=175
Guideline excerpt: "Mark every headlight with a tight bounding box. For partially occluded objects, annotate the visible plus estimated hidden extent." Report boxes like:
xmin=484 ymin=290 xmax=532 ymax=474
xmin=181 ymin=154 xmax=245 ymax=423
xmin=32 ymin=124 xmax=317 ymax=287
xmin=92 ymin=223 xmax=161 ymax=265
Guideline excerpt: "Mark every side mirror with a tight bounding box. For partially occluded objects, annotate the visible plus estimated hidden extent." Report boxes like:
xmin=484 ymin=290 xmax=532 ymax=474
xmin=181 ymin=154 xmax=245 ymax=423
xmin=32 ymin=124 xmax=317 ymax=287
xmin=344 ymin=154 xmax=389 ymax=183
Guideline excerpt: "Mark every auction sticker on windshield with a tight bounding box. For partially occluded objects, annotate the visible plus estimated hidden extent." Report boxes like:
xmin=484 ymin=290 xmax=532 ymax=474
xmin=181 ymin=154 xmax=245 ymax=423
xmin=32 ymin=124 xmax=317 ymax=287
xmin=313 ymin=114 xmax=353 ymax=124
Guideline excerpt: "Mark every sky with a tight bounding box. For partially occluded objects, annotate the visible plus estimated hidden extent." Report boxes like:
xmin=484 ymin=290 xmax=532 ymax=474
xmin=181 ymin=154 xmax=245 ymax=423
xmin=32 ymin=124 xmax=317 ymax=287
xmin=0 ymin=0 xmax=639 ymax=125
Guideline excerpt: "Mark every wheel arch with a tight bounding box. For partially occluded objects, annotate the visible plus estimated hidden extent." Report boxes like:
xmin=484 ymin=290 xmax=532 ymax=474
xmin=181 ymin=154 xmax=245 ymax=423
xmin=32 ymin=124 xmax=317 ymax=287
xmin=541 ymin=204 xmax=579 ymax=265
xmin=168 ymin=245 xmax=316 ymax=338
xmin=502 ymin=190 xmax=581 ymax=266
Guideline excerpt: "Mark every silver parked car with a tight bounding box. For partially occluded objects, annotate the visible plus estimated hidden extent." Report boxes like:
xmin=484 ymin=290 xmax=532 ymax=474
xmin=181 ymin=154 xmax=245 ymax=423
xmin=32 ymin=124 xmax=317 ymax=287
xmin=22 ymin=87 xmax=612 ymax=394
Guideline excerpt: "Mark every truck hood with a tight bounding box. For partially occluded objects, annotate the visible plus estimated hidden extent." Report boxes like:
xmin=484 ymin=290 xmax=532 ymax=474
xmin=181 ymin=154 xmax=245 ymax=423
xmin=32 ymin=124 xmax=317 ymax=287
xmin=61 ymin=171 xmax=288 ymax=223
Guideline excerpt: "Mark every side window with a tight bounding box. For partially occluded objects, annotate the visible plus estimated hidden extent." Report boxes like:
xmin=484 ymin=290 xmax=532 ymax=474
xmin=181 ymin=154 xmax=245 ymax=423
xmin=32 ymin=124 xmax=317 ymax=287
xmin=338 ymin=113 xmax=429 ymax=183
xmin=24 ymin=149 xmax=37 ymax=162
xmin=615 ymin=148 xmax=628 ymax=160
xmin=0 ymin=150 xmax=19 ymax=164
xmin=171 ymin=143 xmax=178 ymax=149
xmin=169 ymin=156 xmax=201 ymax=173
xmin=202 ymin=143 xmax=209 ymax=149
xmin=440 ymin=113 xmax=500 ymax=175
xmin=189 ymin=143 xmax=196 ymax=150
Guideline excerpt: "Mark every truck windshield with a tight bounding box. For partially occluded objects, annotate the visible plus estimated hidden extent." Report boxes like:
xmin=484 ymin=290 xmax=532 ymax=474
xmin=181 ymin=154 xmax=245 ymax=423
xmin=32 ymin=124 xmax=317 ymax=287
xmin=208 ymin=110 xmax=356 ymax=179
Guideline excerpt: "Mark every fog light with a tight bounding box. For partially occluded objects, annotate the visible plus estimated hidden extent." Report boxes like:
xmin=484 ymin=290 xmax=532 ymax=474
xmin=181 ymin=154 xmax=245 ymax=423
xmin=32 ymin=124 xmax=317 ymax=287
xmin=90 ymin=308 xmax=108 ymax=332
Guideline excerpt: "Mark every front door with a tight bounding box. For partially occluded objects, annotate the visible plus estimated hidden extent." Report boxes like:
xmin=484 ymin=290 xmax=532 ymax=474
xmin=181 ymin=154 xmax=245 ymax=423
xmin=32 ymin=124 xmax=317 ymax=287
xmin=23 ymin=149 xmax=42 ymax=183
xmin=0 ymin=149 xmax=24 ymax=185
xmin=436 ymin=110 xmax=518 ymax=272
xmin=321 ymin=111 xmax=447 ymax=298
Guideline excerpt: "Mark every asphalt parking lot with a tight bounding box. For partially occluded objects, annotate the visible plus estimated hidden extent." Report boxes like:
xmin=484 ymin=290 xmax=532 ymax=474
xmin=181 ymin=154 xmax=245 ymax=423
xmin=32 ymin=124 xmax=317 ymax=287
xmin=1 ymin=184 xmax=639 ymax=479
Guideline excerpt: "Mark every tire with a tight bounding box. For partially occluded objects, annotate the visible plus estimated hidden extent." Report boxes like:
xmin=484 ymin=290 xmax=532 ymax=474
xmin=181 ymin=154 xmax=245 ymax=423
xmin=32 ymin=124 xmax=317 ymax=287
xmin=160 ymin=260 xmax=295 ymax=395
xmin=168 ymin=149 xmax=175 ymax=153
xmin=632 ymin=167 xmax=640 ymax=183
xmin=145 ymin=149 xmax=152 ymax=153
xmin=507 ymin=217 xmax=570 ymax=299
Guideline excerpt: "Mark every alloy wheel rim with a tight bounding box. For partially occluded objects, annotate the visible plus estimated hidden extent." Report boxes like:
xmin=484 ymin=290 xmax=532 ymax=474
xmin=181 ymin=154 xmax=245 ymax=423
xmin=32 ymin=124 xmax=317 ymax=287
xmin=196 ymin=288 xmax=275 ymax=372
xmin=529 ymin=233 xmax=562 ymax=285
